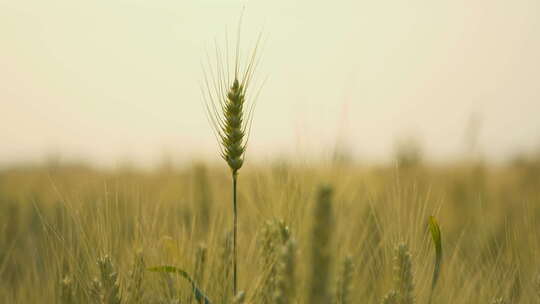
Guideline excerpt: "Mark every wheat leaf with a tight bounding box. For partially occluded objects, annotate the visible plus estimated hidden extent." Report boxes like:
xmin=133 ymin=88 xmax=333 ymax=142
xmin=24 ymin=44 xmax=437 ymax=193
xmin=148 ymin=265 xmax=212 ymax=304
xmin=428 ymin=216 xmax=442 ymax=302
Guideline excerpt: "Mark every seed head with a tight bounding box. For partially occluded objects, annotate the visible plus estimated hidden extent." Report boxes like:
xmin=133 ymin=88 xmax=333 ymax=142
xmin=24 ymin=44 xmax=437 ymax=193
xmin=202 ymin=33 xmax=262 ymax=175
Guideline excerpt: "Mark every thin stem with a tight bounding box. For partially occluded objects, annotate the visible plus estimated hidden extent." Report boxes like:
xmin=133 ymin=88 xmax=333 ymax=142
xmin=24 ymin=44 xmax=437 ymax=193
xmin=232 ymin=172 xmax=238 ymax=296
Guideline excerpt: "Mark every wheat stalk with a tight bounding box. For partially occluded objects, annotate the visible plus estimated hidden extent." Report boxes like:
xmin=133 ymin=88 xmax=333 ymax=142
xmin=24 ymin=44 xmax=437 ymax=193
xmin=202 ymin=25 xmax=262 ymax=297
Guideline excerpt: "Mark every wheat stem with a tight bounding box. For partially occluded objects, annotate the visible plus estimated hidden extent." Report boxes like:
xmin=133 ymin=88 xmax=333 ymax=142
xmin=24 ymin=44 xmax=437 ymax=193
xmin=203 ymin=26 xmax=262 ymax=300
xmin=233 ymin=172 xmax=238 ymax=296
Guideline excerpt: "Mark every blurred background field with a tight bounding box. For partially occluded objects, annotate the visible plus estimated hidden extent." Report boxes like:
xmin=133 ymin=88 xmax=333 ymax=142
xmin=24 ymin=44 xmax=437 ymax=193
xmin=1 ymin=154 xmax=539 ymax=302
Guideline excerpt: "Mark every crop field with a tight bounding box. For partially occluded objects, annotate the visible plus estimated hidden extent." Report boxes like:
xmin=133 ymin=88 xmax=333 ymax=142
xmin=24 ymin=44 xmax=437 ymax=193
xmin=1 ymin=160 xmax=539 ymax=303
xmin=2 ymin=2 xmax=540 ymax=303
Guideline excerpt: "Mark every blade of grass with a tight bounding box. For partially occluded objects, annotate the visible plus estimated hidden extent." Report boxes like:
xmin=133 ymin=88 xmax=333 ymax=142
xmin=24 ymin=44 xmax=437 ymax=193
xmin=428 ymin=216 xmax=442 ymax=303
xmin=148 ymin=266 xmax=212 ymax=304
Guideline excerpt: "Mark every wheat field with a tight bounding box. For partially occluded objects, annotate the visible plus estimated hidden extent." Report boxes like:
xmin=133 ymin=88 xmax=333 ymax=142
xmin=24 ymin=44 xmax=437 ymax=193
xmin=1 ymin=159 xmax=539 ymax=303
xmin=3 ymin=1 xmax=540 ymax=303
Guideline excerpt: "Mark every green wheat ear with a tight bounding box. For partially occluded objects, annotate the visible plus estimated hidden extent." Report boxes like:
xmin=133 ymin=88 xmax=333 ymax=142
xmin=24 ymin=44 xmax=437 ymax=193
xmin=428 ymin=216 xmax=442 ymax=302
xmin=202 ymin=32 xmax=262 ymax=176
xmin=201 ymin=28 xmax=264 ymax=297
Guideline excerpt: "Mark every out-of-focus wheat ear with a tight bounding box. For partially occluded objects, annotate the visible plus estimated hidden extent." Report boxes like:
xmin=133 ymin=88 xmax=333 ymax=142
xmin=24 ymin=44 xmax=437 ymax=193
xmin=97 ymin=255 xmax=122 ymax=304
xmin=336 ymin=256 xmax=353 ymax=304
xmin=59 ymin=275 xmax=76 ymax=304
xmin=188 ymin=244 xmax=208 ymax=304
xmin=535 ymin=272 xmax=540 ymax=300
xmin=393 ymin=243 xmax=415 ymax=304
xmin=194 ymin=243 xmax=208 ymax=285
xmin=308 ymin=186 xmax=334 ymax=304
xmin=90 ymin=277 xmax=102 ymax=300
xmin=381 ymin=290 xmax=399 ymax=304
xmin=274 ymin=239 xmax=296 ymax=304
xmin=194 ymin=164 xmax=213 ymax=233
xmin=490 ymin=297 xmax=506 ymax=304
xmin=215 ymin=232 xmax=234 ymax=303
xmin=126 ymin=251 xmax=145 ymax=304
xmin=509 ymin=270 xmax=521 ymax=303
xmin=258 ymin=219 xmax=291 ymax=303
xmin=233 ymin=291 xmax=246 ymax=304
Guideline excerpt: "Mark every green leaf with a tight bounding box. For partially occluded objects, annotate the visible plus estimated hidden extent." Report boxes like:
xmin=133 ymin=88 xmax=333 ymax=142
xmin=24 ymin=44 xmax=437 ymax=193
xmin=148 ymin=265 xmax=212 ymax=304
xmin=428 ymin=216 xmax=442 ymax=302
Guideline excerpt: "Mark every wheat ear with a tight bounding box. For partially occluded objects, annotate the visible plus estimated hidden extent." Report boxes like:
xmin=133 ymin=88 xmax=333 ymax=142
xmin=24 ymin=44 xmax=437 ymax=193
xmin=96 ymin=255 xmax=121 ymax=304
xmin=308 ymin=186 xmax=334 ymax=304
xmin=393 ymin=243 xmax=415 ymax=304
xmin=202 ymin=28 xmax=262 ymax=297
xmin=535 ymin=272 xmax=540 ymax=300
xmin=274 ymin=239 xmax=296 ymax=304
xmin=490 ymin=297 xmax=506 ymax=304
xmin=337 ymin=256 xmax=354 ymax=304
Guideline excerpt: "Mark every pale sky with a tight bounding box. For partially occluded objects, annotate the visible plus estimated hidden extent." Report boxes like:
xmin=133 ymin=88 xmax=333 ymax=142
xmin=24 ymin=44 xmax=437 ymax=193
xmin=1 ymin=0 xmax=539 ymax=167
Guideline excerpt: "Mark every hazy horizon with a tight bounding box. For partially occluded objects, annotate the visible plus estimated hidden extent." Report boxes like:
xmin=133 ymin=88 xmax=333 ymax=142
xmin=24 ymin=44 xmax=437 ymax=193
xmin=2 ymin=0 xmax=540 ymax=167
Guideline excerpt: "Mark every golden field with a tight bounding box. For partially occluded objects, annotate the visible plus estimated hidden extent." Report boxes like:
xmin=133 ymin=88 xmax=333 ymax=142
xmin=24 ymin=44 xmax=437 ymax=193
xmin=0 ymin=158 xmax=539 ymax=303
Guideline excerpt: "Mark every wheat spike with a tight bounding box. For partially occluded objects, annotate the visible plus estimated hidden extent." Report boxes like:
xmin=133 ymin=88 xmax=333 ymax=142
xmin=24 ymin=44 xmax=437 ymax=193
xmin=233 ymin=291 xmax=246 ymax=304
xmin=381 ymin=290 xmax=399 ymax=304
xmin=194 ymin=164 xmax=213 ymax=232
xmin=337 ymin=256 xmax=354 ymax=304
xmin=59 ymin=275 xmax=76 ymax=304
xmin=125 ymin=251 xmax=145 ymax=304
xmin=393 ymin=243 xmax=415 ymax=304
xmin=194 ymin=243 xmax=208 ymax=284
xmin=308 ymin=186 xmax=334 ymax=304
xmin=214 ymin=232 xmax=234 ymax=303
xmin=259 ymin=219 xmax=291 ymax=303
xmin=90 ymin=277 xmax=102 ymax=301
xmin=534 ymin=272 xmax=540 ymax=300
xmin=490 ymin=297 xmax=506 ymax=304
xmin=274 ymin=239 xmax=296 ymax=304
xmin=202 ymin=32 xmax=262 ymax=176
xmin=96 ymin=255 xmax=122 ymax=304
xmin=202 ymin=29 xmax=263 ymax=297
